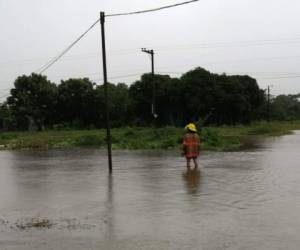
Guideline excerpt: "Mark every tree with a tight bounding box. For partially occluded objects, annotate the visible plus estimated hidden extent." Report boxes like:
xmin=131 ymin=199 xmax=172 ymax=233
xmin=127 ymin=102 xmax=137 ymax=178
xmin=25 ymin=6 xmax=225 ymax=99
xmin=271 ymin=94 xmax=300 ymax=120
xmin=181 ymin=67 xmax=218 ymax=124
xmin=129 ymin=74 xmax=171 ymax=126
xmin=216 ymin=75 xmax=264 ymax=124
xmin=3 ymin=66 xmax=268 ymax=130
xmin=158 ymin=77 xmax=185 ymax=126
xmin=94 ymin=83 xmax=131 ymax=127
xmin=180 ymin=68 xmax=265 ymax=125
xmin=57 ymin=78 xmax=95 ymax=128
xmin=0 ymin=102 xmax=15 ymax=130
xmin=7 ymin=73 xmax=57 ymax=130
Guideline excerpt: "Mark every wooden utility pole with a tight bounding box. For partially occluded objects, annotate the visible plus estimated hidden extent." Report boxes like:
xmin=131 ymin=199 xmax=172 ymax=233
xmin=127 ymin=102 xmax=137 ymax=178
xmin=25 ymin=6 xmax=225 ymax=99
xmin=141 ymin=48 xmax=157 ymax=118
xmin=267 ymin=85 xmax=270 ymax=122
xmin=100 ymin=11 xmax=113 ymax=174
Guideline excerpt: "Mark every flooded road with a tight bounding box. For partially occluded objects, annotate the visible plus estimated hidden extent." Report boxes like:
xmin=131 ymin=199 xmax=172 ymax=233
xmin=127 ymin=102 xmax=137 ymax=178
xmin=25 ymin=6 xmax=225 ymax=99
xmin=1 ymin=132 xmax=300 ymax=249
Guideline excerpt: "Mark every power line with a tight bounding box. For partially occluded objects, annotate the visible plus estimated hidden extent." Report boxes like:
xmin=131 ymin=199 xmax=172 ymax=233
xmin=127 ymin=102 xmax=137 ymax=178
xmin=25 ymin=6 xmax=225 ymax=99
xmin=92 ymin=73 xmax=144 ymax=83
xmin=158 ymin=71 xmax=183 ymax=75
xmin=36 ymin=18 xmax=100 ymax=74
xmin=0 ymin=50 xmax=139 ymax=68
xmin=2 ymin=69 xmax=300 ymax=86
xmin=0 ymin=71 xmax=299 ymax=101
xmin=153 ymin=54 xmax=300 ymax=72
xmin=5 ymin=47 xmax=300 ymax=71
xmin=106 ymin=0 xmax=199 ymax=17
xmin=34 ymin=0 xmax=199 ymax=74
xmin=2 ymin=37 xmax=300 ymax=69
xmin=158 ymin=70 xmax=300 ymax=81
xmin=257 ymin=75 xmax=300 ymax=80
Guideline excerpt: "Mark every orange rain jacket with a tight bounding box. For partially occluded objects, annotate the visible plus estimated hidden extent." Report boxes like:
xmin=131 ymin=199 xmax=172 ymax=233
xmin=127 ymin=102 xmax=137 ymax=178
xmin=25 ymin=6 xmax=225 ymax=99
xmin=182 ymin=132 xmax=200 ymax=158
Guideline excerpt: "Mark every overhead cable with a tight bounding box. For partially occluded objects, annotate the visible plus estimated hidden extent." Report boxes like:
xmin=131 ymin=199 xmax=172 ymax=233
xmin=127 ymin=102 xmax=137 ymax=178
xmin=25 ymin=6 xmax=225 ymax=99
xmin=36 ymin=18 xmax=100 ymax=74
xmin=92 ymin=73 xmax=144 ymax=83
xmin=106 ymin=0 xmax=199 ymax=17
xmin=257 ymin=75 xmax=300 ymax=80
xmin=3 ymin=37 xmax=300 ymax=68
xmin=35 ymin=0 xmax=199 ymax=73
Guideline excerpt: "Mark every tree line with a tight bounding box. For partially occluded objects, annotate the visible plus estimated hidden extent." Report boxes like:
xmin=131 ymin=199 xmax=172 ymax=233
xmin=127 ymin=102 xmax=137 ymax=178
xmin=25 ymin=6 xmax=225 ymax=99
xmin=0 ymin=67 xmax=299 ymax=131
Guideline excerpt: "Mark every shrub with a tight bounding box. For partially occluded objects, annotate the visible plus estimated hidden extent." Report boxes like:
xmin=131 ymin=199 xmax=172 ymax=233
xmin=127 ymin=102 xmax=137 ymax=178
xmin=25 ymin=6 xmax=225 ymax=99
xmin=74 ymin=135 xmax=104 ymax=146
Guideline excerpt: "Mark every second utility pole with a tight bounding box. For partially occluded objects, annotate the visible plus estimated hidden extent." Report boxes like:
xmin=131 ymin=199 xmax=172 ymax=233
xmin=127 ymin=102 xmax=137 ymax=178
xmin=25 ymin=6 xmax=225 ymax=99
xmin=267 ymin=85 xmax=270 ymax=123
xmin=141 ymin=48 xmax=157 ymax=118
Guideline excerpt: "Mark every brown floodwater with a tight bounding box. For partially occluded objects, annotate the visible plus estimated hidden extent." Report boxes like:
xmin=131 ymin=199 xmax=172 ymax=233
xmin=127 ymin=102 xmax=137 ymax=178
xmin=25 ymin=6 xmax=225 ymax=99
xmin=0 ymin=132 xmax=300 ymax=249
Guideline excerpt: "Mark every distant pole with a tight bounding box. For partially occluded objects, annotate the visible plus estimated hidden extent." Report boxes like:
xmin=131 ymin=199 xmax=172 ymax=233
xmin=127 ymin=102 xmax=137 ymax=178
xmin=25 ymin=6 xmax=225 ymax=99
xmin=100 ymin=11 xmax=113 ymax=174
xmin=141 ymin=48 xmax=157 ymax=118
xmin=151 ymin=50 xmax=155 ymax=117
xmin=267 ymin=85 xmax=270 ymax=122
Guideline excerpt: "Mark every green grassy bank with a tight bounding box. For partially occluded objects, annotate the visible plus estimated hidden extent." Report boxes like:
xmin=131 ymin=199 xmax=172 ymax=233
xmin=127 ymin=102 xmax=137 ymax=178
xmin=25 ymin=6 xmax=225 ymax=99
xmin=0 ymin=121 xmax=300 ymax=151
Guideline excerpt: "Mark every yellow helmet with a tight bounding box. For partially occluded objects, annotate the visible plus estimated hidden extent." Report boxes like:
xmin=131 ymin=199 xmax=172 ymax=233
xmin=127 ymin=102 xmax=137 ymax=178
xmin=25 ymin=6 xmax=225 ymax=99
xmin=185 ymin=123 xmax=197 ymax=132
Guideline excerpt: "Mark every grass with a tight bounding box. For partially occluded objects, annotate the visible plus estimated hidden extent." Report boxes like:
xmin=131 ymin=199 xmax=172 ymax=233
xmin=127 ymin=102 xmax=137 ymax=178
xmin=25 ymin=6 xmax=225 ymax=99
xmin=0 ymin=121 xmax=300 ymax=151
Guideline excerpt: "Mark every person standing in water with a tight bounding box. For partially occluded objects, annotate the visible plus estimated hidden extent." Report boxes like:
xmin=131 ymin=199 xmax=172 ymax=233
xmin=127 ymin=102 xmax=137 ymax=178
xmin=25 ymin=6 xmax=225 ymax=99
xmin=182 ymin=123 xmax=200 ymax=169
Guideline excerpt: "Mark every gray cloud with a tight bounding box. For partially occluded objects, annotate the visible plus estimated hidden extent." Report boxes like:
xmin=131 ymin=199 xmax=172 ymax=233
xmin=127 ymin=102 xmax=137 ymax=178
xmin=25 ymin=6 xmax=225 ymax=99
xmin=1 ymin=0 xmax=300 ymax=98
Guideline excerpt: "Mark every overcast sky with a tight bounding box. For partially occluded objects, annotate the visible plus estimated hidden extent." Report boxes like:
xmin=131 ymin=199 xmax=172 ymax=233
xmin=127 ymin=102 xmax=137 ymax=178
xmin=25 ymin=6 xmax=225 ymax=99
xmin=1 ymin=0 xmax=300 ymax=100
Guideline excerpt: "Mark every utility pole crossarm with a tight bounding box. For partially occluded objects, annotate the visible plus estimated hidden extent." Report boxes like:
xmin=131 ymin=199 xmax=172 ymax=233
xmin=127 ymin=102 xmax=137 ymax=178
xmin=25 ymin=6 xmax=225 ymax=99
xmin=141 ymin=48 xmax=154 ymax=55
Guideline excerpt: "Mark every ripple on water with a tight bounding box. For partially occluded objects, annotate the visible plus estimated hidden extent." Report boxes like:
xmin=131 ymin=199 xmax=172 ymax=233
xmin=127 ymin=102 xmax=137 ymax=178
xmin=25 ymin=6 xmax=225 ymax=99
xmin=0 ymin=133 xmax=300 ymax=249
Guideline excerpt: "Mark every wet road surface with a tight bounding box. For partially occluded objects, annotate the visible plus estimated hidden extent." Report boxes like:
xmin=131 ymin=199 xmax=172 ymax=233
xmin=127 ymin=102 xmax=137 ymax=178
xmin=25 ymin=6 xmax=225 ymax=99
xmin=0 ymin=132 xmax=300 ymax=249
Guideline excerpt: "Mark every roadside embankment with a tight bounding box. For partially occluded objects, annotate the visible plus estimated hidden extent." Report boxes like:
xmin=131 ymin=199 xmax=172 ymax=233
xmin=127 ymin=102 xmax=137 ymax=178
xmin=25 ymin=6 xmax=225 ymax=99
xmin=0 ymin=121 xmax=300 ymax=151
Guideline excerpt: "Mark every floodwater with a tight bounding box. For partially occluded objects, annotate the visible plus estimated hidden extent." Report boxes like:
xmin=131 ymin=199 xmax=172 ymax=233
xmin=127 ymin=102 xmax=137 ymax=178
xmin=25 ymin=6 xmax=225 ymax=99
xmin=1 ymin=132 xmax=300 ymax=250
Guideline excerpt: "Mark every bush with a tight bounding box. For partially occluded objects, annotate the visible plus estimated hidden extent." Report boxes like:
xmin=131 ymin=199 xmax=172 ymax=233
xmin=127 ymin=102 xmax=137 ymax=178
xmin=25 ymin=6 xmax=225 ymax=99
xmin=0 ymin=133 xmax=18 ymax=140
xmin=74 ymin=135 xmax=104 ymax=146
xmin=201 ymin=128 xmax=222 ymax=147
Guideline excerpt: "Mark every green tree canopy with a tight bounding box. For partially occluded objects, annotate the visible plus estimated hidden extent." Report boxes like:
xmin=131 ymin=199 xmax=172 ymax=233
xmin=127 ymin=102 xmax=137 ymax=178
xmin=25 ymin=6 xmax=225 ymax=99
xmin=57 ymin=78 xmax=95 ymax=128
xmin=7 ymin=73 xmax=57 ymax=130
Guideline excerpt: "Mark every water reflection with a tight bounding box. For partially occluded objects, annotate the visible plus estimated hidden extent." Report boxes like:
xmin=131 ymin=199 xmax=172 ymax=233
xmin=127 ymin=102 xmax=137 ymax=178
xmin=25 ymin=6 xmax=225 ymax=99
xmin=0 ymin=133 xmax=300 ymax=249
xmin=104 ymin=173 xmax=115 ymax=240
xmin=182 ymin=168 xmax=201 ymax=194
